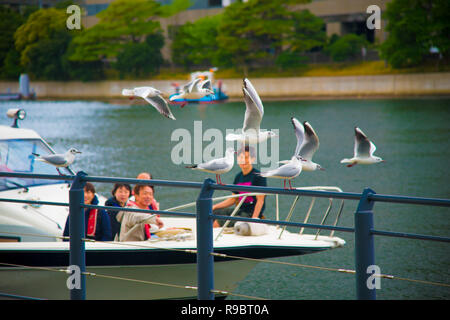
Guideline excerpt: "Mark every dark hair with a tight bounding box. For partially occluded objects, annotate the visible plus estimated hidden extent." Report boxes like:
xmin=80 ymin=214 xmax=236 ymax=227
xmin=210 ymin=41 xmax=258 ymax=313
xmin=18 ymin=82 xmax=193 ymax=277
xmin=84 ymin=182 xmax=95 ymax=194
xmin=111 ymin=183 xmax=132 ymax=197
xmin=237 ymin=145 xmax=256 ymax=158
xmin=133 ymin=184 xmax=154 ymax=196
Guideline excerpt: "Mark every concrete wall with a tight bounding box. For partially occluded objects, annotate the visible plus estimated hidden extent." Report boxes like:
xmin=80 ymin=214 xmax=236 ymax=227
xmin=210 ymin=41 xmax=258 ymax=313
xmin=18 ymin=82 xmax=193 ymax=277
xmin=1 ymin=73 xmax=449 ymax=100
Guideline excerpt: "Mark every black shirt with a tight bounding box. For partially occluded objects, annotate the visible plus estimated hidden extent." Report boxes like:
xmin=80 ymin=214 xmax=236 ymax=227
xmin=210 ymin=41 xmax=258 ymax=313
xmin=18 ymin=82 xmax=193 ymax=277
xmin=233 ymin=168 xmax=267 ymax=215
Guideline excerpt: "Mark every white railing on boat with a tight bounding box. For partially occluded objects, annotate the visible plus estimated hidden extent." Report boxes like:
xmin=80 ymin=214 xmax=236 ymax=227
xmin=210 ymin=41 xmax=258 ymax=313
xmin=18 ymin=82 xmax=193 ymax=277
xmin=165 ymin=186 xmax=345 ymax=241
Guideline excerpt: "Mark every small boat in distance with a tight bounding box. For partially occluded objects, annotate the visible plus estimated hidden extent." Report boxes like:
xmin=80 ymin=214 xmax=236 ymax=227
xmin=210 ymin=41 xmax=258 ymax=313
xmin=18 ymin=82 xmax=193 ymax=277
xmin=169 ymin=68 xmax=229 ymax=106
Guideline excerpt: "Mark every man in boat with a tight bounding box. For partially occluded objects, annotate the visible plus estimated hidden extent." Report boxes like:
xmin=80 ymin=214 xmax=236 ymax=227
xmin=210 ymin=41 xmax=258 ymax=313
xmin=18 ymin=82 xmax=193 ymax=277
xmin=115 ymin=184 xmax=164 ymax=241
xmin=212 ymin=145 xmax=267 ymax=227
xmin=63 ymin=182 xmax=112 ymax=241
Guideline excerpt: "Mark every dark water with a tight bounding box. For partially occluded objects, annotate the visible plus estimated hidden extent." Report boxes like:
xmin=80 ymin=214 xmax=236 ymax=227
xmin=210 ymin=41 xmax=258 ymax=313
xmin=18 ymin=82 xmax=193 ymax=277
xmin=1 ymin=97 xmax=449 ymax=299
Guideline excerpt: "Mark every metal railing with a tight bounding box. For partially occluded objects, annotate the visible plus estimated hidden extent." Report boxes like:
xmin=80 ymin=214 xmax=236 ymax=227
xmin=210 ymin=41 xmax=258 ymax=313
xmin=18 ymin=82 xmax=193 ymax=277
xmin=0 ymin=171 xmax=449 ymax=300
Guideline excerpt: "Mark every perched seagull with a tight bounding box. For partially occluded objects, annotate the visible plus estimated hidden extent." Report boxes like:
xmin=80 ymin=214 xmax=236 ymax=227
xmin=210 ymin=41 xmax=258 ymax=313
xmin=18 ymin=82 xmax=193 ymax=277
xmin=261 ymin=156 xmax=303 ymax=190
xmin=185 ymin=148 xmax=236 ymax=185
xmin=32 ymin=148 xmax=81 ymax=174
xmin=279 ymin=118 xmax=324 ymax=171
xmin=169 ymin=78 xmax=214 ymax=102
xmin=225 ymin=78 xmax=277 ymax=144
xmin=122 ymin=86 xmax=176 ymax=120
xmin=340 ymin=127 xmax=384 ymax=167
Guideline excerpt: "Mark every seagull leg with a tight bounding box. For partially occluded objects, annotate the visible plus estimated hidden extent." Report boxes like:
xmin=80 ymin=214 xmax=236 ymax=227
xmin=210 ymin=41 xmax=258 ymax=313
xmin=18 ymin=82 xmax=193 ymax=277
xmin=56 ymin=168 xmax=62 ymax=176
xmin=289 ymin=180 xmax=294 ymax=190
xmin=283 ymin=179 xmax=286 ymax=190
xmin=180 ymin=102 xmax=188 ymax=108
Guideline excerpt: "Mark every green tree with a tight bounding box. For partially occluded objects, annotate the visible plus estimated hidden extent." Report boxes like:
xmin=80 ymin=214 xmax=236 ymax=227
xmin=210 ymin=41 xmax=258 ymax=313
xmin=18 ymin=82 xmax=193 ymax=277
xmin=276 ymin=9 xmax=326 ymax=69
xmin=380 ymin=0 xmax=450 ymax=68
xmin=14 ymin=8 xmax=69 ymax=67
xmin=171 ymin=15 xmax=223 ymax=69
xmin=69 ymin=0 xmax=190 ymax=62
xmin=0 ymin=7 xmax=24 ymax=78
xmin=326 ymin=34 xmax=368 ymax=62
xmin=116 ymin=33 xmax=165 ymax=78
xmin=216 ymin=0 xmax=310 ymax=73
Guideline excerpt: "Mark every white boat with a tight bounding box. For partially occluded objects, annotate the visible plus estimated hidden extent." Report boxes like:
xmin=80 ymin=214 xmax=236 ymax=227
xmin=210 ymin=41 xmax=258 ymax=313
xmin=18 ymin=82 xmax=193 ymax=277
xmin=0 ymin=109 xmax=346 ymax=300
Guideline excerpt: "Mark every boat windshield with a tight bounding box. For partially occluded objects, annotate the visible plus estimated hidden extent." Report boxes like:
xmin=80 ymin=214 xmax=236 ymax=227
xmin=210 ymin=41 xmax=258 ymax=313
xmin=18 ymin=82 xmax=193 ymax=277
xmin=0 ymin=139 xmax=71 ymax=191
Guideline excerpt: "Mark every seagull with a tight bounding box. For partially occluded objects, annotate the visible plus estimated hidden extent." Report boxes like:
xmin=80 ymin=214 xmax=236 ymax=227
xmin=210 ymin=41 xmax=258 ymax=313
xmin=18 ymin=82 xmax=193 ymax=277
xmin=32 ymin=148 xmax=81 ymax=174
xmin=169 ymin=78 xmax=214 ymax=102
xmin=225 ymin=78 xmax=277 ymax=144
xmin=122 ymin=86 xmax=176 ymax=120
xmin=185 ymin=148 xmax=236 ymax=185
xmin=260 ymin=156 xmax=303 ymax=190
xmin=279 ymin=118 xmax=324 ymax=171
xmin=340 ymin=127 xmax=384 ymax=167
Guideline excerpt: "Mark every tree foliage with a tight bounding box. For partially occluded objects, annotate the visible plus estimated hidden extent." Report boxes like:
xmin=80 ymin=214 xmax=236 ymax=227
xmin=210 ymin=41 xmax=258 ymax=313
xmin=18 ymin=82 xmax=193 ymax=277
xmin=380 ymin=0 xmax=450 ymax=68
xmin=216 ymin=0 xmax=310 ymax=73
xmin=0 ymin=7 xmax=24 ymax=78
xmin=116 ymin=33 xmax=165 ymax=78
xmin=326 ymin=34 xmax=368 ymax=62
xmin=69 ymin=0 xmax=190 ymax=62
xmin=171 ymin=15 xmax=223 ymax=69
xmin=14 ymin=8 xmax=69 ymax=67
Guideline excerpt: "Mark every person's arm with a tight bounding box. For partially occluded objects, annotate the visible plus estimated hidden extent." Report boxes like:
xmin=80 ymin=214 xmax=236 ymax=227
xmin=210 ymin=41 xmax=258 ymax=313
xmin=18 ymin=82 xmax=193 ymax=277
xmin=252 ymin=194 xmax=265 ymax=218
xmin=212 ymin=197 xmax=237 ymax=211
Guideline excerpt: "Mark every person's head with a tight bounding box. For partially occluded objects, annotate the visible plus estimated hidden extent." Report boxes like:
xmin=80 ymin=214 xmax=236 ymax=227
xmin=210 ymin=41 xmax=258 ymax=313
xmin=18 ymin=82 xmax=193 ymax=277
xmin=84 ymin=182 xmax=96 ymax=205
xmin=133 ymin=184 xmax=155 ymax=209
xmin=237 ymin=145 xmax=256 ymax=173
xmin=112 ymin=183 xmax=131 ymax=206
xmin=136 ymin=172 xmax=152 ymax=180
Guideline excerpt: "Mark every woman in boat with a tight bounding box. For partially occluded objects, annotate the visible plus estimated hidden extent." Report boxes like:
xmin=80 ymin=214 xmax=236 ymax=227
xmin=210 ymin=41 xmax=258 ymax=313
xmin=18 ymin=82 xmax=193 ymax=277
xmin=105 ymin=183 xmax=132 ymax=240
xmin=63 ymin=182 xmax=112 ymax=241
xmin=116 ymin=184 xmax=164 ymax=241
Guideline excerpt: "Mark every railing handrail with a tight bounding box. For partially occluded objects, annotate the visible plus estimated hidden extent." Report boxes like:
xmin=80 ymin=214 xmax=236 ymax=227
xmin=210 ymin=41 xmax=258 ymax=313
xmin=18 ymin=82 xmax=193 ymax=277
xmin=2 ymin=171 xmax=449 ymax=207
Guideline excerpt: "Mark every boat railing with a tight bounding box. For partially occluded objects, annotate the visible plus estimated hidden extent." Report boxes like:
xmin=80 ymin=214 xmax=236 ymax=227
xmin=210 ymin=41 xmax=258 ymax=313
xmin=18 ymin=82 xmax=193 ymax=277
xmin=0 ymin=171 xmax=449 ymax=301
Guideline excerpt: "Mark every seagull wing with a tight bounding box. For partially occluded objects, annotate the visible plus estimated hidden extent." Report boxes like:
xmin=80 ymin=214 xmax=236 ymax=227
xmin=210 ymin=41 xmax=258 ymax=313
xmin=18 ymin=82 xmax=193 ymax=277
xmin=291 ymin=117 xmax=305 ymax=157
xmin=299 ymin=121 xmax=319 ymax=160
xmin=39 ymin=154 xmax=67 ymax=166
xmin=242 ymin=79 xmax=264 ymax=133
xmin=354 ymin=127 xmax=372 ymax=157
xmin=188 ymin=78 xmax=202 ymax=93
xmin=201 ymin=79 xmax=212 ymax=91
xmin=143 ymin=95 xmax=176 ymax=120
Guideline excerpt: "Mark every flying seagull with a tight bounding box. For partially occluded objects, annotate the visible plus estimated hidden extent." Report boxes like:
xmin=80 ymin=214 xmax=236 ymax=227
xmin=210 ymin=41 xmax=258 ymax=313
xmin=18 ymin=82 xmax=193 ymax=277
xmin=225 ymin=78 xmax=277 ymax=144
xmin=122 ymin=86 xmax=176 ymax=120
xmin=185 ymin=148 xmax=236 ymax=185
xmin=340 ymin=127 xmax=384 ymax=167
xmin=169 ymin=78 xmax=214 ymax=102
xmin=32 ymin=148 xmax=81 ymax=174
xmin=279 ymin=118 xmax=324 ymax=171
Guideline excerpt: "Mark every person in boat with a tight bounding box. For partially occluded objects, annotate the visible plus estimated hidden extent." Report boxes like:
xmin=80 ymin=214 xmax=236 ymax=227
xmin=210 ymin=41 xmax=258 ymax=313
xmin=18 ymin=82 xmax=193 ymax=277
xmin=212 ymin=145 xmax=267 ymax=228
xmin=63 ymin=182 xmax=112 ymax=241
xmin=130 ymin=172 xmax=160 ymax=210
xmin=105 ymin=183 xmax=132 ymax=240
xmin=115 ymin=184 xmax=164 ymax=241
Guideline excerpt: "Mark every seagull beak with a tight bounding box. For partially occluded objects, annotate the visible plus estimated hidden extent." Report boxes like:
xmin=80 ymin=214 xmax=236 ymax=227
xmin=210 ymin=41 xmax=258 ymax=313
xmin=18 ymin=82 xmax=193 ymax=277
xmin=319 ymin=167 xmax=325 ymax=171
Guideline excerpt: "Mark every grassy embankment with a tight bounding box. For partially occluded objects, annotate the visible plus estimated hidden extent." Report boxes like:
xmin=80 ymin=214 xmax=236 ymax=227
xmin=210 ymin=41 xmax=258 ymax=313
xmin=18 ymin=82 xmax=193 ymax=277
xmin=145 ymin=60 xmax=450 ymax=81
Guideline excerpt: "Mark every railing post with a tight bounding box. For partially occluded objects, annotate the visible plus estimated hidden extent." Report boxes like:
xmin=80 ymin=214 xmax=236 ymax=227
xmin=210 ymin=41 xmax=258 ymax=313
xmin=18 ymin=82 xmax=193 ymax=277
xmin=69 ymin=171 xmax=87 ymax=300
xmin=355 ymin=187 xmax=376 ymax=300
xmin=196 ymin=178 xmax=215 ymax=300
